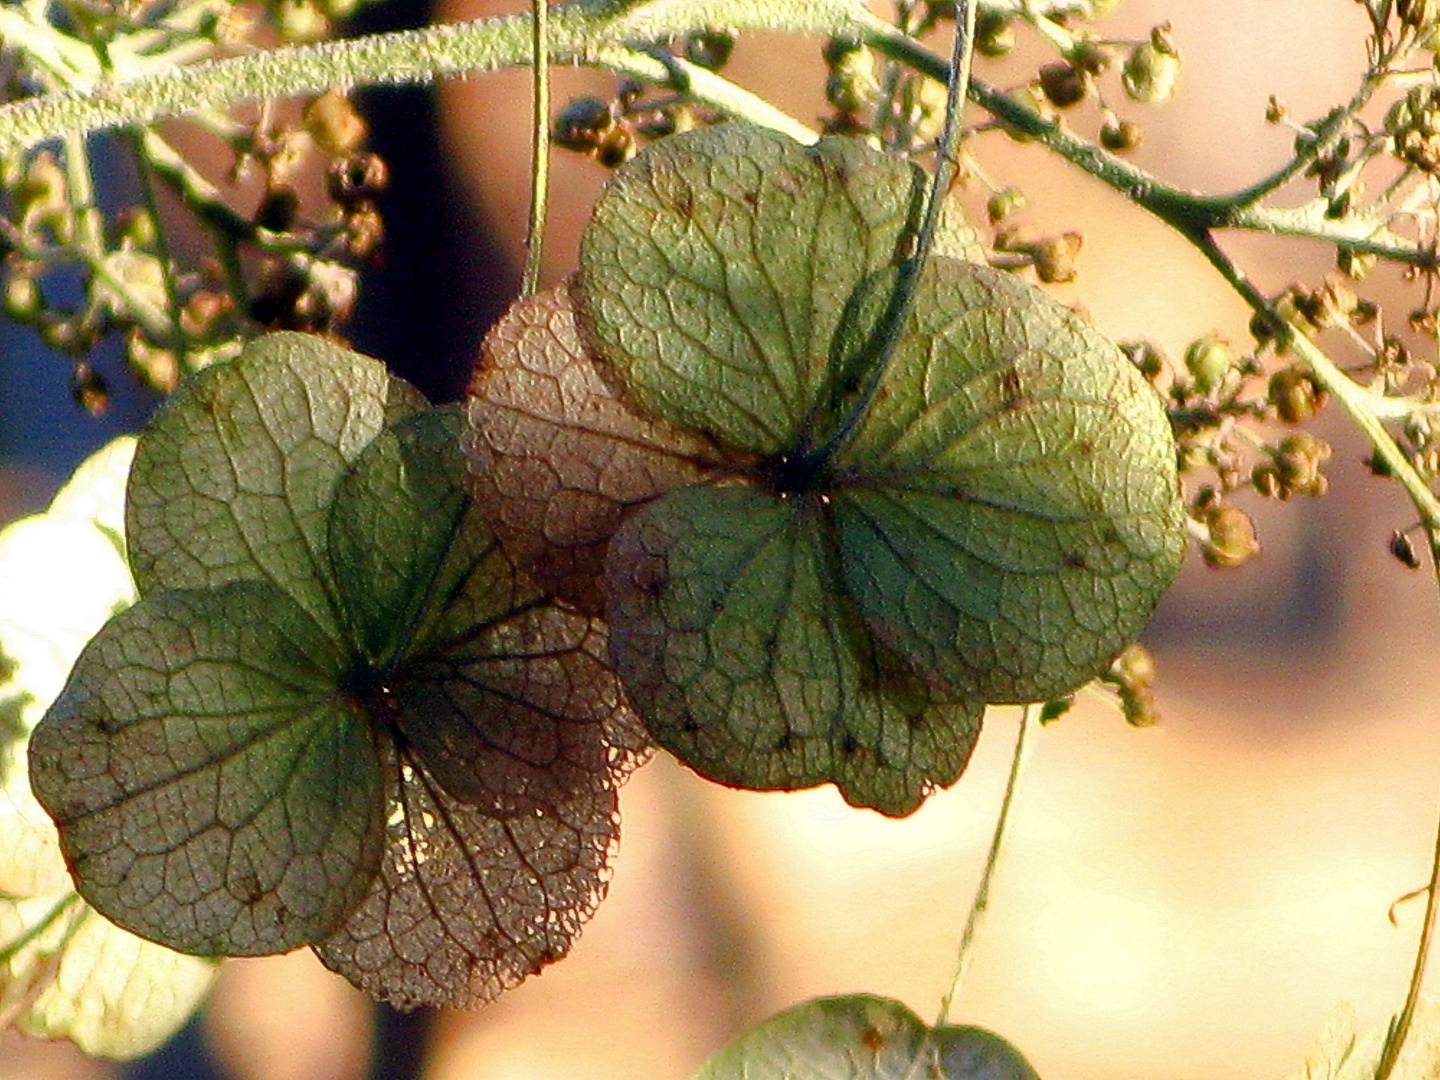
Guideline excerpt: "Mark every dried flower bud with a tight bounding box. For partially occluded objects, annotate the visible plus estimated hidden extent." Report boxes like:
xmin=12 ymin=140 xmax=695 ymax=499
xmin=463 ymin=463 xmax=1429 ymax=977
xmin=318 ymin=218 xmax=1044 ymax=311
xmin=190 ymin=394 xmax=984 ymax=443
xmin=1184 ymin=334 xmax=1234 ymax=394
xmin=1266 ymin=96 xmax=1289 ymax=124
xmin=553 ymin=98 xmax=615 ymax=153
xmin=70 ymin=362 xmax=109 ymax=416
xmin=327 ymin=153 xmax=389 ymax=205
xmin=1100 ymin=116 xmax=1143 ymax=152
xmin=1039 ymin=63 xmax=1088 ymax=109
xmin=1391 ymin=529 xmax=1423 ymax=569
xmin=1201 ymin=505 xmax=1260 ymax=568
xmin=1122 ymin=339 xmax=1167 ymax=381
xmin=1400 ymin=0 xmax=1439 ymax=29
xmin=344 ymin=204 xmax=384 ymax=261
xmin=685 ymin=29 xmax=737 ymax=71
xmin=304 ymin=90 xmax=367 ymax=157
xmin=254 ymin=186 xmax=300 ymax=232
xmin=1268 ymin=365 xmax=1327 ymax=423
xmin=1031 ymin=232 xmax=1083 ymax=283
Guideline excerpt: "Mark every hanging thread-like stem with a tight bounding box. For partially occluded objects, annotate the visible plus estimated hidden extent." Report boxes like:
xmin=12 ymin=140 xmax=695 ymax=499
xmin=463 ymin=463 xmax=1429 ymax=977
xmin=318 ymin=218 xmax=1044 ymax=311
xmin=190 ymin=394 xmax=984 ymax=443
xmin=521 ymin=0 xmax=550 ymax=295
xmin=936 ymin=701 xmax=1041 ymax=1028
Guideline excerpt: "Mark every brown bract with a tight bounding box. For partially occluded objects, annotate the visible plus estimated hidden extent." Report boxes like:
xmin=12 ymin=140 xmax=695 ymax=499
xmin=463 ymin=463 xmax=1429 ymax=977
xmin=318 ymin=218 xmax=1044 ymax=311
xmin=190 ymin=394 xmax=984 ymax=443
xmin=463 ymin=279 xmax=729 ymax=613
xmin=315 ymin=618 xmax=631 ymax=1009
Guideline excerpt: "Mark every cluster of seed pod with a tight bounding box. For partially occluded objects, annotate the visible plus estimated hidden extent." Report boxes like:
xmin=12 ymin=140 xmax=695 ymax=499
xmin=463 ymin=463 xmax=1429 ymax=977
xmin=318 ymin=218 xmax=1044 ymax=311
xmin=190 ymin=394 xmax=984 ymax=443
xmin=552 ymin=32 xmax=736 ymax=170
xmin=1 ymin=72 xmax=387 ymax=402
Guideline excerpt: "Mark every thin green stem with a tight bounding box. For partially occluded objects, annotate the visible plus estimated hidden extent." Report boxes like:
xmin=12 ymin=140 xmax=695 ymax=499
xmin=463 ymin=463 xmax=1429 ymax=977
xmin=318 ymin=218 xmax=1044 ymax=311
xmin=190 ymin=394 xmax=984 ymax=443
xmin=122 ymin=129 xmax=187 ymax=363
xmin=0 ymin=892 xmax=81 ymax=967
xmin=857 ymin=26 xmax=1440 ymax=267
xmin=521 ymin=0 xmax=549 ymax=296
xmin=1378 ymin=795 xmax=1440 ymax=1080
xmin=137 ymin=130 xmax=252 ymax=307
xmin=935 ymin=702 xmax=1042 ymax=1029
xmin=1189 ymin=227 xmax=1440 ymax=1080
xmin=815 ymin=0 xmax=977 ymax=465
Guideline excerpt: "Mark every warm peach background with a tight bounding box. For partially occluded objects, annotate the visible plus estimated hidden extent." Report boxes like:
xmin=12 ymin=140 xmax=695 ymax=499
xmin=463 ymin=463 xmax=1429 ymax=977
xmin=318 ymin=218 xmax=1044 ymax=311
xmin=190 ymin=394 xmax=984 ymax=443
xmin=8 ymin=3 xmax=1440 ymax=1080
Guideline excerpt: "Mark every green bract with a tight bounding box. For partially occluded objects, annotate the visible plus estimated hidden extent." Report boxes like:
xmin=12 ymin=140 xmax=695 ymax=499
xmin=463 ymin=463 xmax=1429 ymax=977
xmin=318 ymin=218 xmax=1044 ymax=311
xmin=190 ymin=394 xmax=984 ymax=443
xmin=691 ymin=995 xmax=1040 ymax=1080
xmin=29 ymin=334 xmax=644 ymax=1009
xmin=467 ymin=124 xmax=1185 ymax=816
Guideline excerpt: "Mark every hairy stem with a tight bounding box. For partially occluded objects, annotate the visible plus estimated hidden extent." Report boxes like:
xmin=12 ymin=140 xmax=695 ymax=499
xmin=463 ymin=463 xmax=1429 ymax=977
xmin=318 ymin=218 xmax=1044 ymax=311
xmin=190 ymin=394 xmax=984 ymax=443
xmin=935 ymin=702 xmax=1042 ymax=1028
xmin=0 ymin=0 xmax=867 ymax=155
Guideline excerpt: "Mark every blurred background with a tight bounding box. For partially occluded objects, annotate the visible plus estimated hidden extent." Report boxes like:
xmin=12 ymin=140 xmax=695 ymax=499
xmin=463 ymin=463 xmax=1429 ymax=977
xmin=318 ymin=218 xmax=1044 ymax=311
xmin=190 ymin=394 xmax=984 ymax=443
xmin=6 ymin=2 xmax=1440 ymax=1079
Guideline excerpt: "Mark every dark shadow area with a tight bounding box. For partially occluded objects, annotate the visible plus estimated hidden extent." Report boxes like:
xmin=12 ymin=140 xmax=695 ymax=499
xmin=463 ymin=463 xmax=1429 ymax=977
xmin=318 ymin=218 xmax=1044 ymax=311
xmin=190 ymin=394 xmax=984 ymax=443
xmin=344 ymin=2 xmax=518 ymax=404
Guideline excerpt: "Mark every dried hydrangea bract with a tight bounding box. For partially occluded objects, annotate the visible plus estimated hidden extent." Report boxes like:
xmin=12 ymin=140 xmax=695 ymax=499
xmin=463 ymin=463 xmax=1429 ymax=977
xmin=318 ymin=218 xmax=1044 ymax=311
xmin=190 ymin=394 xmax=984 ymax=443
xmin=29 ymin=332 xmax=644 ymax=1009
xmin=466 ymin=124 xmax=1186 ymax=817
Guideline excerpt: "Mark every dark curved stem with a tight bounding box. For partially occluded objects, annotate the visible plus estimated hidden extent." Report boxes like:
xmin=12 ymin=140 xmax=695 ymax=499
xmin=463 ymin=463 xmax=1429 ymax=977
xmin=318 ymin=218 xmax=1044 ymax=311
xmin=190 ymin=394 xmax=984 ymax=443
xmin=816 ymin=0 xmax=978 ymax=466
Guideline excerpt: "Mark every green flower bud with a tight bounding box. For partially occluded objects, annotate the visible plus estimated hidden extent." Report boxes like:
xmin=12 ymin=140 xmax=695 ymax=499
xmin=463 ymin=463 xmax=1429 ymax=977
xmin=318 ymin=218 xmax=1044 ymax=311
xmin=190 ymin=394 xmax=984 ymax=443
xmin=276 ymin=0 xmax=329 ymax=42
xmin=115 ymin=207 xmax=158 ymax=249
xmin=3 ymin=272 xmax=40 ymax=320
xmin=976 ymin=11 xmax=1016 ymax=57
xmin=1201 ymin=506 xmax=1260 ymax=568
xmin=1071 ymin=40 xmax=1118 ymax=76
xmin=1122 ymin=339 xmax=1167 ymax=382
xmin=1184 ymin=335 xmax=1234 ymax=394
xmin=1107 ymin=643 xmax=1159 ymax=727
xmin=987 ymin=187 xmax=1026 ymax=224
xmin=824 ymin=39 xmax=879 ymax=114
xmin=1275 ymin=432 xmax=1332 ymax=495
xmin=1122 ymin=35 xmax=1181 ymax=103
xmin=1337 ymin=247 xmax=1376 ymax=280
xmin=1251 ymin=463 xmax=1283 ymax=500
